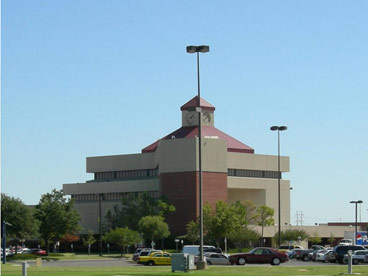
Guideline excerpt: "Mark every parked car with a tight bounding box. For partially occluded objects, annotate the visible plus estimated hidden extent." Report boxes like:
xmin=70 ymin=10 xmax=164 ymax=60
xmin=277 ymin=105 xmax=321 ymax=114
xmin=203 ymin=253 xmax=230 ymax=265
xmin=332 ymin=245 xmax=367 ymax=264
xmin=279 ymin=245 xmax=303 ymax=252
xmin=314 ymin=249 xmax=332 ymax=262
xmin=135 ymin=249 xmax=162 ymax=262
xmin=325 ymin=249 xmax=336 ymax=263
xmin=339 ymin=239 xmax=353 ymax=246
xmin=132 ymin=248 xmax=151 ymax=261
xmin=343 ymin=250 xmax=368 ymax=265
xmin=182 ymin=245 xmax=220 ymax=255
xmin=229 ymin=247 xmax=288 ymax=266
xmin=137 ymin=251 xmax=171 ymax=266
xmin=30 ymin=248 xmax=47 ymax=255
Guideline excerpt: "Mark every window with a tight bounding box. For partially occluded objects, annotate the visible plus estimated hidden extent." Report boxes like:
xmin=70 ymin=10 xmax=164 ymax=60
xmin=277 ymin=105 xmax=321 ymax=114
xmin=228 ymin=169 xmax=282 ymax=179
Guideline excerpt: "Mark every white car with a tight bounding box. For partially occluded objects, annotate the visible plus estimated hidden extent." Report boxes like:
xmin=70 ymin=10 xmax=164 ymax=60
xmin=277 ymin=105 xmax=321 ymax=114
xmin=343 ymin=250 xmax=368 ymax=264
xmin=315 ymin=249 xmax=332 ymax=262
xmin=204 ymin=253 xmax=230 ymax=265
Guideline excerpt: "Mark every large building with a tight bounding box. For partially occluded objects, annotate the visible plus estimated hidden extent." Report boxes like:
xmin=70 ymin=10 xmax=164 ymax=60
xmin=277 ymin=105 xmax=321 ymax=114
xmin=63 ymin=96 xmax=290 ymax=236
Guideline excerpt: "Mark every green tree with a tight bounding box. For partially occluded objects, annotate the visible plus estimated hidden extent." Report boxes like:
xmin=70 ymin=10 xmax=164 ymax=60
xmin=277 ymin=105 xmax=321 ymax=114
xmin=35 ymin=189 xmax=81 ymax=255
xmin=186 ymin=220 xmax=199 ymax=244
xmin=138 ymin=216 xmax=170 ymax=247
xmin=328 ymin=233 xmax=335 ymax=246
xmin=309 ymin=232 xmax=322 ymax=245
xmin=1 ymin=194 xmax=38 ymax=245
xmin=82 ymin=230 xmax=97 ymax=254
xmin=241 ymin=200 xmax=257 ymax=225
xmin=203 ymin=201 xmax=248 ymax=246
xmin=275 ymin=229 xmax=309 ymax=245
xmin=254 ymin=205 xmax=274 ymax=246
xmin=105 ymin=192 xmax=175 ymax=231
xmin=103 ymin=227 xmax=141 ymax=256
xmin=228 ymin=227 xmax=261 ymax=249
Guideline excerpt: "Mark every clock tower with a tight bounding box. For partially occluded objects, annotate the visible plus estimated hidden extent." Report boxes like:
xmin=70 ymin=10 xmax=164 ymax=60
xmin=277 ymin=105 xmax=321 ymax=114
xmin=181 ymin=96 xmax=215 ymax=127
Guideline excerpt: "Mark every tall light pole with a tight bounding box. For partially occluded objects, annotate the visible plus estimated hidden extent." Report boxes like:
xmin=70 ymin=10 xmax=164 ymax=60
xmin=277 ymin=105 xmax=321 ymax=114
xmin=2 ymin=221 xmax=12 ymax=264
xmin=270 ymin=125 xmax=287 ymax=248
xmin=186 ymin=45 xmax=209 ymax=270
xmin=350 ymin=200 xmax=363 ymax=245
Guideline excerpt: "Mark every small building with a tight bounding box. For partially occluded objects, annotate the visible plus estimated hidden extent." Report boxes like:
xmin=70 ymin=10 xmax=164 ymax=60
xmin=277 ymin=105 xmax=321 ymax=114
xmin=63 ymin=96 xmax=290 ymax=235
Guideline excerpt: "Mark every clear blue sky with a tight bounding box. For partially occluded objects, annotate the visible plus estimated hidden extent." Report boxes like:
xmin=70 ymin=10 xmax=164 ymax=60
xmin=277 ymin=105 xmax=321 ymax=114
xmin=2 ymin=0 xmax=367 ymax=225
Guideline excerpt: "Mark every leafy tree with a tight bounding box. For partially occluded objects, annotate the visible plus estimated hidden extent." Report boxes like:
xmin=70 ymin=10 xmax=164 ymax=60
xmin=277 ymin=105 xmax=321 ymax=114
xmin=1 ymin=194 xmax=38 ymax=244
xmin=203 ymin=201 xmax=251 ymax=246
xmin=61 ymin=234 xmax=80 ymax=253
xmin=104 ymin=227 xmax=141 ymax=256
xmin=186 ymin=220 xmax=199 ymax=244
xmin=275 ymin=229 xmax=309 ymax=244
xmin=35 ymin=189 xmax=81 ymax=255
xmin=241 ymin=200 xmax=257 ymax=225
xmin=254 ymin=205 xmax=274 ymax=246
xmin=138 ymin=216 xmax=170 ymax=246
xmin=328 ymin=233 xmax=335 ymax=246
xmin=228 ymin=227 xmax=261 ymax=249
xmin=309 ymin=232 xmax=322 ymax=245
xmin=82 ymin=230 xmax=96 ymax=254
xmin=105 ymin=192 xmax=175 ymax=231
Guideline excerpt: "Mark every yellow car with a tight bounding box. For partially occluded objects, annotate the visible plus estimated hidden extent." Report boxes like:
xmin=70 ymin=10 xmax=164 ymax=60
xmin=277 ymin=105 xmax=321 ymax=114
xmin=137 ymin=251 xmax=171 ymax=266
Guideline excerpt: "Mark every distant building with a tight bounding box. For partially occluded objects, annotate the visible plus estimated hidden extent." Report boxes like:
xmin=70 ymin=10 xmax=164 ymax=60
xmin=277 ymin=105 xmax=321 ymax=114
xmin=63 ymin=96 xmax=290 ymax=235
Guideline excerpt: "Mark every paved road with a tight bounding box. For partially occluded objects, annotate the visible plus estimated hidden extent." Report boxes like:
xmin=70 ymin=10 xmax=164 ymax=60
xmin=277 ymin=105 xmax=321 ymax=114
xmin=14 ymin=259 xmax=367 ymax=267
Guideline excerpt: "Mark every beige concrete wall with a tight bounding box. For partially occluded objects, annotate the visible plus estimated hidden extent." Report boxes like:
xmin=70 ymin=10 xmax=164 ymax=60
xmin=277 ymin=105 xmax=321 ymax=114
xmin=228 ymin=188 xmax=265 ymax=207
xmin=157 ymin=138 xmax=228 ymax=174
xmin=74 ymin=200 xmax=123 ymax=234
xmin=228 ymin=152 xmax=289 ymax=172
xmin=250 ymin=224 xmax=362 ymax=240
xmin=228 ymin=177 xmax=290 ymax=225
xmin=63 ymin=179 xmax=159 ymax=195
xmin=86 ymin=152 xmax=157 ymax=173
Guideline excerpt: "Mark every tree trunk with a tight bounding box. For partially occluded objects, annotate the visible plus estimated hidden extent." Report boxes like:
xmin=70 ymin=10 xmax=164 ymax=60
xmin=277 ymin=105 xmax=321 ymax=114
xmin=46 ymin=240 xmax=50 ymax=256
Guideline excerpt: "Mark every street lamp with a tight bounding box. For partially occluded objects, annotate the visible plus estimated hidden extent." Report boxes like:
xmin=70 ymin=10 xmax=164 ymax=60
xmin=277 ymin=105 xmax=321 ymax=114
xmin=186 ymin=45 xmax=209 ymax=270
xmin=270 ymin=125 xmax=287 ymax=248
xmin=2 ymin=221 xmax=12 ymax=264
xmin=350 ymin=200 xmax=363 ymax=245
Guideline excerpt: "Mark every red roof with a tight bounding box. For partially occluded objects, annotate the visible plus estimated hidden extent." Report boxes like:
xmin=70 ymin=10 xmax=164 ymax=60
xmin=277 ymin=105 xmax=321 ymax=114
xmin=142 ymin=126 xmax=254 ymax=154
xmin=180 ymin=96 xmax=215 ymax=111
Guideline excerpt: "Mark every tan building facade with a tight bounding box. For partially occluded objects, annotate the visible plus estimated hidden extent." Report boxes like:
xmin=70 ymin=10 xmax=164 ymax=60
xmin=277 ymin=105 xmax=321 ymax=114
xmin=63 ymin=96 xmax=290 ymax=235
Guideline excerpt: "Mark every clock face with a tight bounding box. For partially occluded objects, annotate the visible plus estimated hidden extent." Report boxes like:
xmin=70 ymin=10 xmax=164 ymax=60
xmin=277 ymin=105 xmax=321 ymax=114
xmin=203 ymin=112 xmax=211 ymax=123
xmin=186 ymin=112 xmax=196 ymax=124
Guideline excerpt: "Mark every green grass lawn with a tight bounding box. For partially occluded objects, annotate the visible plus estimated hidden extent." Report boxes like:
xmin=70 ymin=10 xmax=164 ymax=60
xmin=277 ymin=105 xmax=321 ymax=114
xmin=2 ymin=264 xmax=368 ymax=276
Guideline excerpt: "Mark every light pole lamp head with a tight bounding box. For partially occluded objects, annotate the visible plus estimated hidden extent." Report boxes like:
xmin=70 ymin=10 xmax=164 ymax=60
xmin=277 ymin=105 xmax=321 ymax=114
xmin=197 ymin=45 xmax=210 ymax=53
xmin=270 ymin=126 xmax=287 ymax=131
xmin=350 ymin=200 xmax=364 ymax=204
xmin=186 ymin=45 xmax=210 ymax=53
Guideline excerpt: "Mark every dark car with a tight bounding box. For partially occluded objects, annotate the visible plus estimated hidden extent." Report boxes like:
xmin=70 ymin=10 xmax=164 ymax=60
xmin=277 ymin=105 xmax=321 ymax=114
xmin=332 ymin=245 xmax=367 ymax=264
xmin=229 ymin=247 xmax=288 ymax=266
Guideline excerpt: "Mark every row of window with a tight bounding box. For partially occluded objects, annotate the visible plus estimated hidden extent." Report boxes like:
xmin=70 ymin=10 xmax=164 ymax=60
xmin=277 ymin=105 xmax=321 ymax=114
xmin=95 ymin=169 xmax=159 ymax=181
xmin=228 ymin=169 xmax=281 ymax=179
xmin=72 ymin=191 xmax=160 ymax=202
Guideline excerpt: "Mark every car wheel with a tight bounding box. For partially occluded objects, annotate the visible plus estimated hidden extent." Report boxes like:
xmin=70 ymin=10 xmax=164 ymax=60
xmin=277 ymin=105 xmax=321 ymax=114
xmin=147 ymin=261 xmax=155 ymax=266
xmin=237 ymin=257 xmax=246 ymax=265
xmin=303 ymin=255 xmax=309 ymax=261
xmin=207 ymin=261 xmax=212 ymax=265
xmin=271 ymin=258 xmax=281 ymax=266
xmin=353 ymin=259 xmax=358 ymax=265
